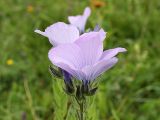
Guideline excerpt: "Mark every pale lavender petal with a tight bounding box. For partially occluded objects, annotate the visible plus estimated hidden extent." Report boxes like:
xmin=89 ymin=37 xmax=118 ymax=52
xmin=78 ymin=28 xmax=106 ymax=41
xmin=48 ymin=44 xmax=87 ymax=80
xmin=83 ymin=7 xmax=91 ymax=17
xmin=101 ymin=47 xmax=127 ymax=60
xmin=98 ymin=28 xmax=106 ymax=41
xmin=82 ymin=57 xmax=118 ymax=80
xmin=48 ymin=43 xmax=84 ymax=69
xmin=68 ymin=7 xmax=91 ymax=32
xmin=54 ymin=62 xmax=86 ymax=81
xmin=35 ymin=22 xmax=79 ymax=46
xmin=34 ymin=30 xmax=47 ymax=37
xmin=68 ymin=16 xmax=81 ymax=25
xmin=75 ymin=31 xmax=105 ymax=66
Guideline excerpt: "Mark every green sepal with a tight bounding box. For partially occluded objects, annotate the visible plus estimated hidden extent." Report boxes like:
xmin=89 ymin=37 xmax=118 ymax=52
xmin=63 ymin=81 xmax=75 ymax=96
xmin=76 ymin=85 xmax=85 ymax=101
xmin=86 ymin=87 xmax=98 ymax=96
xmin=49 ymin=65 xmax=62 ymax=78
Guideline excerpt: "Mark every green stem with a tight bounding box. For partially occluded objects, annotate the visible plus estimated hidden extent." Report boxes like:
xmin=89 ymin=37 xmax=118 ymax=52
xmin=79 ymin=102 xmax=84 ymax=120
xmin=74 ymin=97 xmax=85 ymax=120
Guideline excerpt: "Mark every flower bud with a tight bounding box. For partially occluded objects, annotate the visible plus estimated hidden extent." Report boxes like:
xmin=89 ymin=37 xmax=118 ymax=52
xmin=62 ymin=70 xmax=75 ymax=95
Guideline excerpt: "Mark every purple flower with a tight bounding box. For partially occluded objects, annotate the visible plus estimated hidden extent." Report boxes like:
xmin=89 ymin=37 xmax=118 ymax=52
xmin=68 ymin=7 xmax=91 ymax=33
xmin=34 ymin=22 xmax=79 ymax=46
xmin=48 ymin=30 xmax=126 ymax=82
xmin=34 ymin=7 xmax=91 ymax=46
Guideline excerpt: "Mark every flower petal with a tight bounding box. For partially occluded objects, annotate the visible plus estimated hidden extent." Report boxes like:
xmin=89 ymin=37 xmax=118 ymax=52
xmin=35 ymin=22 xmax=79 ymax=46
xmin=68 ymin=7 xmax=91 ymax=32
xmin=82 ymin=57 xmax=118 ymax=80
xmin=83 ymin=7 xmax=91 ymax=17
xmin=97 ymin=28 xmax=106 ymax=41
xmin=49 ymin=43 xmax=84 ymax=69
xmin=34 ymin=30 xmax=47 ymax=37
xmin=55 ymin=62 xmax=86 ymax=81
xmin=101 ymin=47 xmax=127 ymax=60
xmin=75 ymin=30 xmax=106 ymax=66
xmin=68 ymin=16 xmax=81 ymax=26
xmin=49 ymin=44 xmax=87 ymax=80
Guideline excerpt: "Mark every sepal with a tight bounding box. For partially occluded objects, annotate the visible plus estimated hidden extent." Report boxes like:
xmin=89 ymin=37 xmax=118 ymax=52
xmin=63 ymin=78 xmax=75 ymax=95
xmin=81 ymin=81 xmax=89 ymax=95
xmin=76 ymin=85 xmax=85 ymax=101
xmin=49 ymin=66 xmax=62 ymax=78
xmin=81 ymin=80 xmax=98 ymax=96
xmin=63 ymin=85 xmax=75 ymax=95
xmin=86 ymin=87 xmax=98 ymax=96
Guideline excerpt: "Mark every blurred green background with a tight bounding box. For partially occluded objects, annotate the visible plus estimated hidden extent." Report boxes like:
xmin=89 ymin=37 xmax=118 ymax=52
xmin=0 ymin=0 xmax=160 ymax=120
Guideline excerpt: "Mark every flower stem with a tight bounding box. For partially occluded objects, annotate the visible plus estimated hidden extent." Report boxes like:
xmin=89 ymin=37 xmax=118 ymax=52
xmin=79 ymin=101 xmax=84 ymax=120
xmin=74 ymin=97 xmax=85 ymax=120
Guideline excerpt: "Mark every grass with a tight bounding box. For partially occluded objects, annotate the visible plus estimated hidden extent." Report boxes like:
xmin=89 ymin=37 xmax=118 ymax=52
xmin=0 ymin=0 xmax=160 ymax=119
